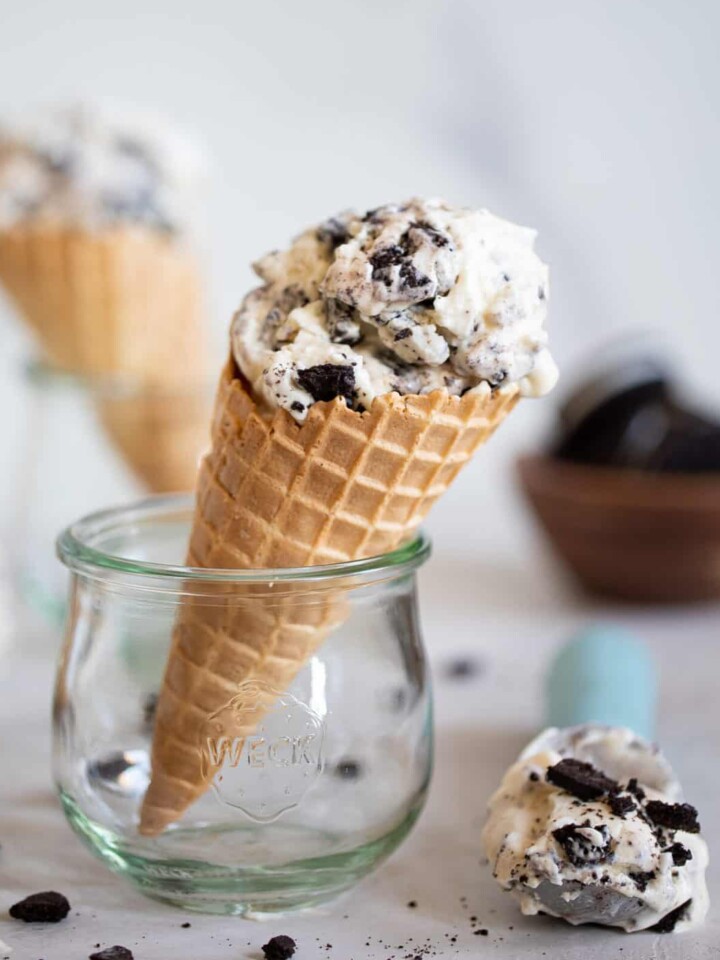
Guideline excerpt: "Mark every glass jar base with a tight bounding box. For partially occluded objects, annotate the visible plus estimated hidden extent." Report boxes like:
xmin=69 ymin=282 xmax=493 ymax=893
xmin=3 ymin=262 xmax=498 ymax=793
xmin=59 ymin=789 xmax=425 ymax=916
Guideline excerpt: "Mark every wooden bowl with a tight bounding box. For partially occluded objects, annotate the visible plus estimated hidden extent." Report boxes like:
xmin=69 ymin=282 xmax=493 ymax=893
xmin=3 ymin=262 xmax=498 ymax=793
xmin=517 ymin=455 xmax=720 ymax=602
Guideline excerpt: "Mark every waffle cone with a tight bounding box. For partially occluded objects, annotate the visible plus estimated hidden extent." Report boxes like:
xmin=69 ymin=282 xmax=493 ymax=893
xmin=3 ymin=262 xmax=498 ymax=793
xmin=139 ymin=356 xmax=519 ymax=835
xmin=97 ymin=386 xmax=212 ymax=493
xmin=0 ymin=224 xmax=211 ymax=491
xmin=0 ymin=224 xmax=205 ymax=379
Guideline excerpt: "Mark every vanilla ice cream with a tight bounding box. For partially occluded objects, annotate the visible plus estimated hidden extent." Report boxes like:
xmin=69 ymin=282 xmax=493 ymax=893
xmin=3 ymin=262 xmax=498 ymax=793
xmin=482 ymin=725 xmax=709 ymax=933
xmin=0 ymin=103 xmax=205 ymax=234
xmin=232 ymin=198 xmax=558 ymax=421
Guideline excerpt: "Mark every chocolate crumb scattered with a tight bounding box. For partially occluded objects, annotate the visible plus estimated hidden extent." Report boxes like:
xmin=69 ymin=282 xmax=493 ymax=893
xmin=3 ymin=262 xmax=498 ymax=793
xmin=407 ymin=900 xmax=418 ymax=908
xmin=546 ymin=758 xmax=619 ymax=800
xmin=645 ymin=801 xmax=700 ymax=834
xmin=181 ymin=921 xmax=191 ymax=928
xmin=9 ymin=891 xmax=70 ymax=923
xmin=334 ymin=758 xmax=362 ymax=780
xmin=666 ymin=842 xmax=693 ymax=866
xmin=475 ymin=928 xmax=489 ymax=936
xmin=262 ymin=935 xmax=296 ymax=960
xmin=608 ymin=793 xmax=636 ymax=818
xmin=650 ymin=899 xmax=692 ymax=933
xmin=529 ymin=771 xmax=540 ymax=782
xmin=89 ymin=948 xmax=134 ymax=960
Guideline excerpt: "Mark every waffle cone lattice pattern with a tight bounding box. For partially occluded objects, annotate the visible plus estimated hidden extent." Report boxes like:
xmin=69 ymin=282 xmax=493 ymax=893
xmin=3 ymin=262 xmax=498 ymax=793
xmin=139 ymin=358 xmax=518 ymax=834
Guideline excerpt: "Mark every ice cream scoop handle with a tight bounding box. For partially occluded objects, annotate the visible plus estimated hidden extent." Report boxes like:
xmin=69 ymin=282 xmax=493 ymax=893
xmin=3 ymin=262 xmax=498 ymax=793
xmin=545 ymin=626 xmax=657 ymax=740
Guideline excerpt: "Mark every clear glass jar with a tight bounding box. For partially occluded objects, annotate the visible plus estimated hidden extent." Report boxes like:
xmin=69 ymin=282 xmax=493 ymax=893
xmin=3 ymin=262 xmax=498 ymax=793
xmin=13 ymin=361 xmax=213 ymax=624
xmin=54 ymin=495 xmax=433 ymax=915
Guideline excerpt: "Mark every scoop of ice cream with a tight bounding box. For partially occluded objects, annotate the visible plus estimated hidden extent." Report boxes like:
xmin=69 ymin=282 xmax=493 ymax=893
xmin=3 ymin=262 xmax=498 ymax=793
xmin=231 ymin=198 xmax=557 ymax=421
xmin=481 ymin=725 xmax=709 ymax=933
xmin=0 ymin=103 xmax=206 ymax=234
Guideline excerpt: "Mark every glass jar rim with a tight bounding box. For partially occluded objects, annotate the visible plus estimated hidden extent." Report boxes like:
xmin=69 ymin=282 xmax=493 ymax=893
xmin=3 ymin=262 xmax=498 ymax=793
xmin=57 ymin=493 xmax=432 ymax=586
xmin=25 ymin=358 xmax=217 ymax=400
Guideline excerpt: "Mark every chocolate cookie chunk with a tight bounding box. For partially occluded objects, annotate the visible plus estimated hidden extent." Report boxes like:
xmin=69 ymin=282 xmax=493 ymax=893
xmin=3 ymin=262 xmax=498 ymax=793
xmin=369 ymin=243 xmax=408 ymax=275
xmin=9 ymin=890 xmax=70 ymax=923
xmin=89 ymin=948 xmax=134 ymax=960
xmin=411 ymin=220 xmax=451 ymax=248
xmin=666 ymin=842 xmax=693 ymax=866
xmin=297 ymin=364 xmax=356 ymax=403
xmin=325 ymin=298 xmax=362 ymax=346
xmin=546 ymin=758 xmax=619 ymax=800
xmin=629 ymin=870 xmax=656 ymax=892
xmin=608 ymin=793 xmax=636 ymax=818
xmin=645 ymin=801 xmax=700 ymax=834
xmin=552 ymin=823 xmax=612 ymax=866
xmin=626 ymin=777 xmax=646 ymax=800
xmin=262 ymin=935 xmax=297 ymax=959
xmin=317 ymin=217 xmax=351 ymax=249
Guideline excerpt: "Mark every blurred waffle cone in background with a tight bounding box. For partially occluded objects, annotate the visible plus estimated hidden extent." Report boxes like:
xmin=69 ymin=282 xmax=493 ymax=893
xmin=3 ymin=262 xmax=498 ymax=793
xmin=0 ymin=225 xmax=212 ymax=492
xmin=0 ymin=225 xmax=204 ymax=378
xmin=97 ymin=382 xmax=211 ymax=494
xmin=0 ymin=104 xmax=214 ymax=493
xmin=139 ymin=357 xmax=519 ymax=835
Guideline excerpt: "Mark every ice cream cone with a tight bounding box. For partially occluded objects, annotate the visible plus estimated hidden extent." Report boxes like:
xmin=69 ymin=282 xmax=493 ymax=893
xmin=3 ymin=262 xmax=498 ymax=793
xmin=0 ymin=224 xmax=205 ymax=379
xmin=97 ymin=384 xmax=212 ymax=493
xmin=139 ymin=356 xmax=518 ymax=835
xmin=0 ymin=223 xmax=212 ymax=491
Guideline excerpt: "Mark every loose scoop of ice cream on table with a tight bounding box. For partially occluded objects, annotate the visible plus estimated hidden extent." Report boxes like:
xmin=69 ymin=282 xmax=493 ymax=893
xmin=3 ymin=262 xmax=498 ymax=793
xmin=0 ymin=103 xmax=212 ymax=492
xmin=482 ymin=629 xmax=710 ymax=934
xmin=138 ymin=197 xmax=557 ymax=836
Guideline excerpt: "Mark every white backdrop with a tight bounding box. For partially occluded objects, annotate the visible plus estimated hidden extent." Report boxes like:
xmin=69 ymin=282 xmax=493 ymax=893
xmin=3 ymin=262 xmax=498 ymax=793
xmin=0 ymin=0 xmax=718 ymax=558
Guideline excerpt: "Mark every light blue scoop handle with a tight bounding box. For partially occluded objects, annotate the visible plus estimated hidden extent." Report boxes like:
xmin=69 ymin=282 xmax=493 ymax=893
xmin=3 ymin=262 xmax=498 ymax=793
xmin=546 ymin=625 xmax=657 ymax=740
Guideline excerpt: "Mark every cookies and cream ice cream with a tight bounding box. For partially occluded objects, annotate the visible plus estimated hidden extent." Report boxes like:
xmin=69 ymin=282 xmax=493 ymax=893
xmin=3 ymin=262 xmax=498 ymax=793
xmin=232 ymin=198 xmax=558 ymax=421
xmin=482 ymin=725 xmax=709 ymax=933
xmin=0 ymin=103 xmax=204 ymax=235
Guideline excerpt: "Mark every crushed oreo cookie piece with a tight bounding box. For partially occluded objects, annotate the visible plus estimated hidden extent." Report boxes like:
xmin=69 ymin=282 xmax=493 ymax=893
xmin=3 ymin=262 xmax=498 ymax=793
xmin=89 ymin=948 xmax=134 ymax=960
xmin=552 ymin=823 xmax=612 ymax=866
xmin=546 ymin=758 xmax=619 ymax=800
xmin=629 ymin=870 xmax=656 ymax=892
xmin=666 ymin=842 xmax=693 ymax=867
xmin=297 ymin=364 xmax=356 ymax=404
xmin=626 ymin=777 xmax=646 ymax=800
xmin=262 ymin=935 xmax=296 ymax=960
xmin=398 ymin=260 xmax=430 ymax=293
xmin=608 ymin=793 xmax=636 ymax=818
xmin=317 ymin=217 xmax=351 ymax=249
xmin=411 ymin=220 xmax=451 ymax=248
xmin=9 ymin=890 xmax=70 ymax=923
xmin=650 ymin=899 xmax=691 ymax=934
xmin=334 ymin=758 xmax=362 ymax=780
xmin=370 ymin=243 xmax=407 ymax=275
xmin=645 ymin=801 xmax=700 ymax=834
xmin=394 ymin=328 xmax=412 ymax=341
xmin=325 ymin=299 xmax=362 ymax=346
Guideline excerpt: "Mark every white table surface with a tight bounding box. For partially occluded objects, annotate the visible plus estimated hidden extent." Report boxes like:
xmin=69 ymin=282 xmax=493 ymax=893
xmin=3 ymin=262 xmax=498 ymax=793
xmin=0 ymin=542 xmax=718 ymax=960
